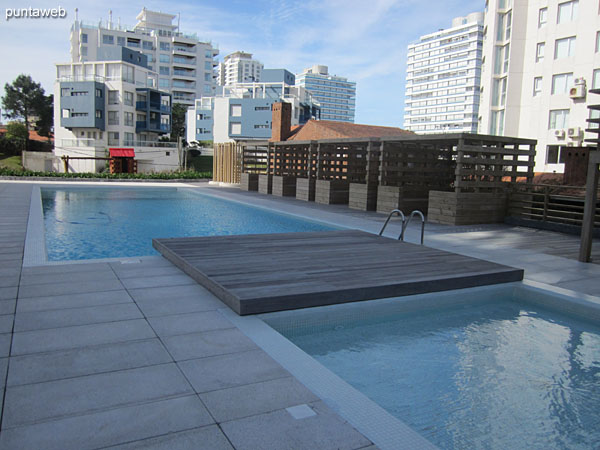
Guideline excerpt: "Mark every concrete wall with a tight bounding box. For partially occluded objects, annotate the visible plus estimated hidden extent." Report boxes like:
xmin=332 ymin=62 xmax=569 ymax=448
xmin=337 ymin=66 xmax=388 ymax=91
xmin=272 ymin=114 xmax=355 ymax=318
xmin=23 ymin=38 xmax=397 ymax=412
xmin=22 ymin=152 xmax=57 ymax=172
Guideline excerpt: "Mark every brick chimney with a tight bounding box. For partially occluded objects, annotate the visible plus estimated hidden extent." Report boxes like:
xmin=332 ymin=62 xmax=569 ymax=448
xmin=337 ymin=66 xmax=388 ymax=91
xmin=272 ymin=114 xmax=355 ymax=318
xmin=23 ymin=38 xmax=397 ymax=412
xmin=271 ymin=102 xmax=291 ymax=142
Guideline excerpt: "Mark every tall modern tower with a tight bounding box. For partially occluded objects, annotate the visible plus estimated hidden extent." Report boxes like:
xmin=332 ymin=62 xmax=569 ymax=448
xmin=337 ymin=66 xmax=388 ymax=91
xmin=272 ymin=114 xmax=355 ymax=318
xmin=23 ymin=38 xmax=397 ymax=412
xmin=217 ymin=52 xmax=263 ymax=86
xmin=70 ymin=8 xmax=219 ymax=106
xmin=295 ymin=65 xmax=356 ymax=122
xmin=404 ymin=12 xmax=484 ymax=134
xmin=479 ymin=0 xmax=599 ymax=172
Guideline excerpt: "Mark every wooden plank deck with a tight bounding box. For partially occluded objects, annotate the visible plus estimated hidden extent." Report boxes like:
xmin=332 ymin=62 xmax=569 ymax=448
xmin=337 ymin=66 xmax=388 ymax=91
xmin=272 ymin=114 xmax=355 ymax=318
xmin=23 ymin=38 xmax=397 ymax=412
xmin=153 ymin=230 xmax=523 ymax=315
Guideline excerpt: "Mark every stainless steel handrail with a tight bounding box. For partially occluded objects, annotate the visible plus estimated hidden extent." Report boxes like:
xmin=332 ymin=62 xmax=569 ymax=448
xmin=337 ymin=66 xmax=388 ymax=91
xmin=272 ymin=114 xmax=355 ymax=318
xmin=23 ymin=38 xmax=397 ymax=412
xmin=379 ymin=209 xmax=406 ymax=240
xmin=401 ymin=210 xmax=426 ymax=245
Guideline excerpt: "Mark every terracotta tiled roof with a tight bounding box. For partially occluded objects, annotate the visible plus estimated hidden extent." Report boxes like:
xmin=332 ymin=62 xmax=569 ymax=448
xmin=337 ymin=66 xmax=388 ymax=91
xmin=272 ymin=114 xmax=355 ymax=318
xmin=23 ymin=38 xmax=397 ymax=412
xmin=287 ymin=120 xmax=413 ymax=141
xmin=0 ymin=126 xmax=53 ymax=142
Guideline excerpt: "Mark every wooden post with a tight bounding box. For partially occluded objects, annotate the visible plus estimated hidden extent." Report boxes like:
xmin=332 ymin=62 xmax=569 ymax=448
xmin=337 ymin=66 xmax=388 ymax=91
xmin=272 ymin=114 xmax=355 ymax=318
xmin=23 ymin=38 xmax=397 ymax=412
xmin=62 ymin=155 xmax=69 ymax=173
xmin=579 ymin=152 xmax=600 ymax=262
xmin=542 ymin=186 xmax=549 ymax=221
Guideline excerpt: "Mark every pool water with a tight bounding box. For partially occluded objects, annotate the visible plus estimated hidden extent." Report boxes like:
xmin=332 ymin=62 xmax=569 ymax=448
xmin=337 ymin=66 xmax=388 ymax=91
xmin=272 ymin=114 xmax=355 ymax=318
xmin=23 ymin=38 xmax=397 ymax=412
xmin=41 ymin=187 xmax=335 ymax=261
xmin=274 ymin=298 xmax=600 ymax=449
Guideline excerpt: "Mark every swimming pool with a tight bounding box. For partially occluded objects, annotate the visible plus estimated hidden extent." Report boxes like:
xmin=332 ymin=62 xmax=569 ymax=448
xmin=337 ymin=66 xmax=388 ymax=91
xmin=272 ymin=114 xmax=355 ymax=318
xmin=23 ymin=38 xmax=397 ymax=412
xmin=40 ymin=186 xmax=336 ymax=261
xmin=262 ymin=283 xmax=600 ymax=450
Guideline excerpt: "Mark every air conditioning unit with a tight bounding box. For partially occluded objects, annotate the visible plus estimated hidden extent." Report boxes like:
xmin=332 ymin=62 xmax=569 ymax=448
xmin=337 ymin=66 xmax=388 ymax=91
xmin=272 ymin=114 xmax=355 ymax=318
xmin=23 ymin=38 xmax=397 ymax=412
xmin=569 ymin=85 xmax=586 ymax=99
xmin=554 ymin=129 xmax=566 ymax=139
xmin=567 ymin=127 xmax=582 ymax=139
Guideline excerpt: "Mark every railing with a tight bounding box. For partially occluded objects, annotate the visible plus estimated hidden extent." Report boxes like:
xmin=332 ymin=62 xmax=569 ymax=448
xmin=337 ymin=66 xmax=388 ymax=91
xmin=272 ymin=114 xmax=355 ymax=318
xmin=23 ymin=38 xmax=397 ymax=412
xmin=173 ymin=57 xmax=196 ymax=65
xmin=136 ymin=101 xmax=147 ymax=110
xmin=173 ymin=69 xmax=196 ymax=77
xmin=508 ymin=183 xmax=600 ymax=228
xmin=57 ymin=75 xmax=105 ymax=82
xmin=379 ymin=209 xmax=425 ymax=244
xmin=136 ymin=121 xmax=169 ymax=132
xmin=135 ymin=141 xmax=177 ymax=148
xmin=59 ymin=139 xmax=104 ymax=148
xmin=173 ymin=46 xmax=196 ymax=54
xmin=172 ymin=81 xmax=196 ymax=89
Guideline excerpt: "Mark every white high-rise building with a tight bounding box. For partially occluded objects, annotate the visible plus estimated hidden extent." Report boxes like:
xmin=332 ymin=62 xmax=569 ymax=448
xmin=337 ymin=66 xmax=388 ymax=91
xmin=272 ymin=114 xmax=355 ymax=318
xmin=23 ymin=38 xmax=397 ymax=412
xmin=70 ymin=8 xmax=219 ymax=106
xmin=404 ymin=13 xmax=484 ymax=134
xmin=479 ymin=0 xmax=600 ymax=172
xmin=295 ymin=65 xmax=356 ymax=122
xmin=217 ymin=52 xmax=263 ymax=86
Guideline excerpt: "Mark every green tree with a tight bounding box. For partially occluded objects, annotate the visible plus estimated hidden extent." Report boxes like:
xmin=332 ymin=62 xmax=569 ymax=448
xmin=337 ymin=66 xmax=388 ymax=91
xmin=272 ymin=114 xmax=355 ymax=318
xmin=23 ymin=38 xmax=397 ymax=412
xmin=170 ymin=103 xmax=187 ymax=142
xmin=35 ymin=94 xmax=54 ymax=139
xmin=5 ymin=122 xmax=28 ymax=141
xmin=1 ymin=74 xmax=47 ymax=150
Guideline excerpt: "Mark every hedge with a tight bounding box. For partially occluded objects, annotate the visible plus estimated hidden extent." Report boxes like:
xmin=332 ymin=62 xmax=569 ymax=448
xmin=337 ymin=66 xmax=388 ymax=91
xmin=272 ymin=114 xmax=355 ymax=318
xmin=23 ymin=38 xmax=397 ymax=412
xmin=0 ymin=167 xmax=212 ymax=180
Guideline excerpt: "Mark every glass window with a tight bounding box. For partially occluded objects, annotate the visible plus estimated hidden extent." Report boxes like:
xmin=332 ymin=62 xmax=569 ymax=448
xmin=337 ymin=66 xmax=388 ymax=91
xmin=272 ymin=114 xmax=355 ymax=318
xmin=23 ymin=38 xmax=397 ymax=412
xmin=159 ymin=66 xmax=170 ymax=75
xmin=108 ymin=132 xmax=119 ymax=146
xmin=108 ymin=90 xmax=119 ymax=104
xmin=142 ymin=41 xmax=153 ymax=50
xmin=538 ymin=8 xmax=547 ymax=27
xmin=536 ymin=42 xmax=545 ymax=62
xmin=62 ymin=109 xmax=69 ymax=118
xmin=108 ymin=111 xmax=119 ymax=125
xmin=596 ymin=31 xmax=600 ymax=53
xmin=117 ymin=36 xmax=125 ymax=47
xmin=81 ymin=33 xmax=88 ymax=44
xmin=124 ymin=132 xmax=134 ymax=145
xmin=204 ymin=73 xmax=211 ymax=81
xmin=159 ymin=42 xmax=170 ymax=51
xmin=122 ymin=65 xmax=134 ymax=83
xmin=593 ymin=69 xmax=600 ymax=89
xmin=102 ymin=34 xmax=114 ymax=45
xmin=533 ymin=77 xmax=543 ymax=96
xmin=159 ymin=54 xmax=170 ymax=63
xmin=230 ymin=104 xmax=242 ymax=117
xmin=159 ymin=78 xmax=169 ymax=88
xmin=95 ymin=110 xmax=102 ymax=119
xmin=61 ymin=88 xmax=70 ymax=97
xmin=505 ymin=11 xmax=512 ymax=40
xmin=203 ymin=84 xmax=212 ymax=94
xmin=551 ymin=73 xmax=573 ymax=94
xmin=230 ymin=123 xmax=241 ymax=135
xmin=81 ymin=46 xmax=88 ymax=57
xmin=557 ymin=0 xmax=579 ymax=23
xmin=205 ymin=50 xmax=213 ymax=58
xmin=554 ymin=36 xmax=576 ymax=59
xmin=205 ymin=61 xmax=212 ymax=70
xmin=124 ymin=112 xmax=134 ymax=127
xmin=503 ymin=44 xmax=510 ymax=72
xmin=546 ymin=145 xmax=560 ymax=164
xmin=548 ymin=109 xmax=570 ymax=129
xmin=124 ymin=91 xmax=134 ymax=106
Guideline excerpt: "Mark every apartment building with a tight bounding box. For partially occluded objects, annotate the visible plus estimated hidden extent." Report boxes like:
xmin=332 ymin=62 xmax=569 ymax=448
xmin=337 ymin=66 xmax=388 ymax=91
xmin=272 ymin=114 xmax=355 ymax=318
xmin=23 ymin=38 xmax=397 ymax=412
xmin=295 ymin=65 xmax=356 ymax=122
xmin=217 ymin=52 xmax=263 ymax=86
xmin=54 ymin=47 xmax=177 ymax=173
xmin=186 ymin=70 xmax=320 ymax=144
xmin=404 ymin=13 xmax=484 ymax=134
xmin=479 ymin=0 xmax=600 ymax=172
xmin=70 ymin=8 xmax=219 ymax=106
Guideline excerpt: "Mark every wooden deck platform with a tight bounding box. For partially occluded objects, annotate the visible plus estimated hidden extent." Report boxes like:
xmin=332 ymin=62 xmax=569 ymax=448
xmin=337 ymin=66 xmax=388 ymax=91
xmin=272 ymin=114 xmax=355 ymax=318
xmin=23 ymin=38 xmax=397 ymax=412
xmin=153 ymin=230 xmax=524 ymax=315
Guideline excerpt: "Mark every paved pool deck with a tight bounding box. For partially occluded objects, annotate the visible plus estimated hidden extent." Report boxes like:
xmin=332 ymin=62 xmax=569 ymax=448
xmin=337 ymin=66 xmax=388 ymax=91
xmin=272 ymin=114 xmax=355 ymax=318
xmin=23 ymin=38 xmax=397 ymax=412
xmin=0 ymin=180 xmax=599 ymax=450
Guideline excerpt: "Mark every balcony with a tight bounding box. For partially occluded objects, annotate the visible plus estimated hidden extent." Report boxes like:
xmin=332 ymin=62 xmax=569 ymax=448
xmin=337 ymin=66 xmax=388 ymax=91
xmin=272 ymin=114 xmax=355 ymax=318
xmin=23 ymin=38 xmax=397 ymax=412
xmin=173 ymin=56 xmax=196 ymax=66
xmin=173 ymin=46 xmax=196 ymax=55
xmin=173 ymin=69 xmax=196 ymax=78
xmin=136 ymin=121 xmax=170 ymax=134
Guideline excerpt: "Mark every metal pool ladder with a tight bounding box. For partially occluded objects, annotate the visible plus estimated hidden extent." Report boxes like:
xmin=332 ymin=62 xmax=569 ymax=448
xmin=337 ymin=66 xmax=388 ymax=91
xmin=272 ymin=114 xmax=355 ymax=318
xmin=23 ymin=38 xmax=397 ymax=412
xmin=379 ymin=209 xmax=425 ymax=244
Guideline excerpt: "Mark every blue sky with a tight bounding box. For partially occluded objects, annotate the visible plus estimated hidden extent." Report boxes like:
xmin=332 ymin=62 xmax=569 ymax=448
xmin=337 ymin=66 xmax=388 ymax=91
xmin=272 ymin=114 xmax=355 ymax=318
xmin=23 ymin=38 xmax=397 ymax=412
xmin=0 ymin=0 xmax=483 ymax=126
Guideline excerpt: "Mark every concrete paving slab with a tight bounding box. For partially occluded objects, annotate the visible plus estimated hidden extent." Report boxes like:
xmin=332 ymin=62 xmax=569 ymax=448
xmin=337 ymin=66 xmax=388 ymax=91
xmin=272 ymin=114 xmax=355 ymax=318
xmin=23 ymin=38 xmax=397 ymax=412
xmin=220 ymin=400 xmax=372 ymax=450
xmin=162 ymin=328 xmax=258 ymax=361
xmin=0 ymin=357 xmax=7 ymax=390
xmin=112 ymin=265 xmax=185 ymax=280
xmin=7 ymin=338 xmax=172 ymax=386
xmin=127 ymin=284 xmax=217 ymax=303
xmin=16 ymin=289 xmax=133 ymax=313
xmin=556 ymin=279 xmax=600 ymax=296
xmin=0 ymin=333 xmax=11 ymax=357
xmin=135 ymin=294 xmax=223 ymax=317
xmin=119 ymin=273 xmax=197 ymax=290
xmin=107 ymin=425 xmax=234 ymax=450
xmin=0 ymin=314 xmax=14 ymax=333
xmin=0 ymin=267 xmax=21 ymax=277
xmin=200 ymin=376 xmax=319 ymax=422
xmin=0 ymin=286 xmax=17 ymax=301
xmin=17 ymin=278 xmax=124 ymax=298
xmin=148 ymin=311 xmax=234 ymax=337
xmin=0 ymin=275 xmax=20 ymax=288
xmin=19 ymin=269 xmax=119 ymax=286
xmin=0 ymin=299 xmax=16 ymax=315
xmin=526 ymin=270 xmax=591 ymax=285
xmin=3 ymin=363 xmax=193 ymax=428
xmin=0 ymin=395 xmax=214 ymax=450
xmin=178 ymin=349 xmax=290 ymax=393
xmin=11 ymin=319 xmax=155 ymax=355
xmin=14 ymin=303 xmax=143 ymax=332
xmin=21 ymin=262 xmax=111 ymax=276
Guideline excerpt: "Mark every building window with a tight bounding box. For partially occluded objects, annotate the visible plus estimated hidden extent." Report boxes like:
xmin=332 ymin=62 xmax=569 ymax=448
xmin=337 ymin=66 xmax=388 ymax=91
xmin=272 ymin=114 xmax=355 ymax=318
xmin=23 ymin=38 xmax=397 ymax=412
xmin=554 ymin=36 xmax=576 ymax=59
xmin=230 ymin=123 xmax=241 ymax=134
xmin=95 ymin=110 xmax=102 ymax=118
xmin=159 ymin=42 xmax=170 ymax=51
xmin=159 ymin=54 xmax=170 ymax=63
xmin=102 ymin=34 xmax=114 ymax=45
xmin=536 ymin=42 xmax=545 ymax=62
xmin=124 ymin=112 xmax=134 ymax=127
xmin=255 ymin=106 xmax=271 ymax=111
xmin=61 ymin=88 xmax=70 ymax=97
xmin=142 ymin=41 xmax=153 ymax=50
xmin=546 ymin=145 xmax=560 ymax=164
xmin=538 ymin=7 xmax=547 ymax=27
xmin=108 ymin=90 xmax=119 ymax=104
xmin=159 ymin=66 xmax=170 ymax=75
xmin=596 ymin=31 xmax=600 ymax=53
xmin=533 ymin=77 xmax=543 ymax=96
xmin=108 ymin=111 xmax=120 ymax=125
xmin=205 ymin=61 xmax=212 ymax=70
xmin=81 ymin=33 xmax=88 ymax=43
xmin=124 ymin=91 xmax=134 ymax=106
xmin=230 ymin=104 xmax=242 ymax=117
xmin=124 ymin=132 xmax=134 ymax=145
xmin=159 ymin=78 xmax=169 ymax=88
xmin=108 ymin=132 xmax=119 ymax=146
xmin=551 ymin=73 xmax=573 ymax=94
xmin=62 ymin=109 xmax=69 ymax=118
xmin=254 ymin=124 xmax=269 ymax=129
xmin=81 ymin=46 xmax=88 ymax=57
xmin=557 ymin=0 xmax=578 ymax=24
xmin=549 ymin=109 xmax=570 ymax=129
xmin=117 ymin=36 xmax=125 ymax=47
xmin=122 ymin=65 xmax=134 ymax=84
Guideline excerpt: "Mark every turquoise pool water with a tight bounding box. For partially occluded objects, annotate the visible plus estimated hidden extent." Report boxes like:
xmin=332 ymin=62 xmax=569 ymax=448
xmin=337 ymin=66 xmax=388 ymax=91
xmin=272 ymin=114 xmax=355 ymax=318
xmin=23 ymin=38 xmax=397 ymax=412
xmin=41 ymin=187 xmax=335 ymax=261
xmin=272 ymin=297 xmax=600 ymax=449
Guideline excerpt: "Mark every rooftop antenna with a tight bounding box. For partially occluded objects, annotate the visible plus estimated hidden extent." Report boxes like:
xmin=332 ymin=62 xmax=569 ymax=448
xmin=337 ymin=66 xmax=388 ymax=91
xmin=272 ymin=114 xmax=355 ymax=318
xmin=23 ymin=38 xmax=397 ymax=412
xmin=109 ymin=10 xmax=113 ymax=29
xmin=74 ymin=8 xmax=78 ymax=22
